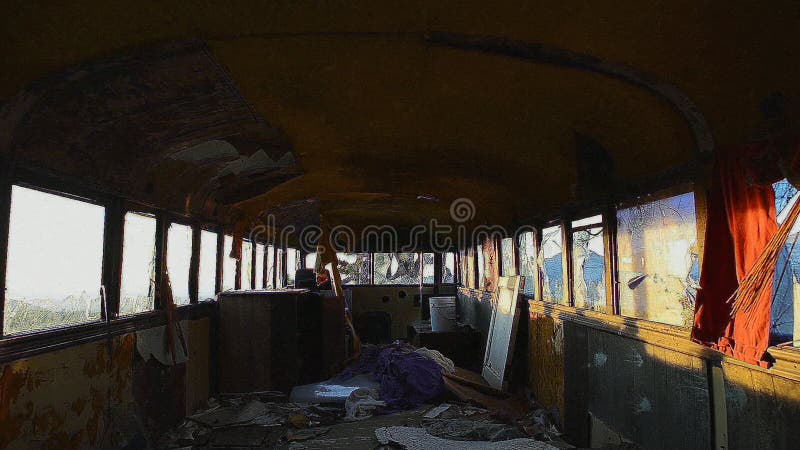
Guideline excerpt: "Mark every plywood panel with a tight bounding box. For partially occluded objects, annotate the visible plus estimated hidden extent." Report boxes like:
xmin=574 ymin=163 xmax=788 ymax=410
xmin=186 ymin=317 xmax=210 ymax=415
xmin=586 ymin=329 xmax=710 ymax=449
xmin=723 ymin=361 xmax=800 ymax=450
xmin=562 ymin=320 xmax=589 ymax=447
xmin=528 ymin=312 xmax=564 ymax=424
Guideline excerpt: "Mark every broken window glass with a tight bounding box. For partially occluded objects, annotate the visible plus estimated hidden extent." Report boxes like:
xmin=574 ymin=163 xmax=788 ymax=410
xmin=772 ymin=179 xmax=799 ymax=346
xmin=276 ymin=248 xmax=285 ymax=288
xmin=476 ymin=246 xmax=485 ymax=290
xmin=255 ymin=243 xmax=264 ymax=289
xmin=518 ymin=231 xmax=536 ymax=297
xmin=374 ymin=253 xmax=420 ymax=285
xmin=501 ymin=238 xmax=515 ymax=276
xmin=119 ymin=212 xmax=156 ymax=315
xmin=167 ymin=223 xmax=192 ymax=305
xmin=423 ymin=252 xmax=435 ymax=284
xmin=337 ymin=253 xmax=371 ymax=284
xmin=240 ymin=240 xmax=253 ymax=289
xmin=266 ymin=245 xmax=275 ymax=289
xmin=287 ymin=248 xmax=300 ymax=286
xmin=198 ymin=230 xmax=218 ymax=300
xmin=541 ymin=225 xmax=564 ymax=304
xmin=222 ymin=235 xmax=236 ymax=291
xmin=572 ymin=216 xmax=606 ymax=312
xmin=442 ymin=252 xmax=456 ymax=284
xmin=4 ymin=186 xmax=105 ymax=335
xmin=617 ymin=192 xmax=699 ymax=326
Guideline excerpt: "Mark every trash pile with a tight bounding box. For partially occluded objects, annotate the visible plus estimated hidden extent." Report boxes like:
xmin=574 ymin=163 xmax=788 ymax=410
xmin=158 ymin=343 xmax=570 ymax=449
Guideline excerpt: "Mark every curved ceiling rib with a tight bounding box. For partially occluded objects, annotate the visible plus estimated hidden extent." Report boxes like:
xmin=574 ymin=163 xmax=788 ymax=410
xmin=425 ymin=32 xmax=714 ymax=159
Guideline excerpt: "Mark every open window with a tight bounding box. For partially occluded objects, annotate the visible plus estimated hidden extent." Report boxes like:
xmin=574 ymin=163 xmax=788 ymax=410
xmin=255 ymin=243 xmax=265 ymax=289
xmin=241 ymin=240 xmax=253 ymax=289
xmin=266 ymin=245 xmax=275 ymax=289
xmin=305 ymin=252 xmax=317 ymax=270
xmin=119 ymin=212 xmax=156 ymax=315
xmin=167 ymin=223 xmax=192 ymax=305
xmin=286 ymin=248 xmax=300 ymax=286
xmin=4 ymin=185 xmax=106 ymax=335
xmin=276 ymin=248 xmax=284 ymax=288
xmin=572 ymin=215 xmax=606 ymax=312
xmin=222 ymin=235 xmax=236 ymax=291
xmin=198 ymin=230 xmax=218 ymax=301
xmin=616 ymin=192 xmax=699 ymax=327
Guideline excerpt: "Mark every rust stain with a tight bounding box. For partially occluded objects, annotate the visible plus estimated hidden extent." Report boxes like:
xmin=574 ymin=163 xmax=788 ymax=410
xmin=0 ymin=364 xmax=28 ymax=446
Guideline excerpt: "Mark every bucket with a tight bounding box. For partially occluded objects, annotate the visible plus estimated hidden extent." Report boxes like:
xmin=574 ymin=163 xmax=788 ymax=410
xmin=429 ymin=296 xmax=457 ymax=332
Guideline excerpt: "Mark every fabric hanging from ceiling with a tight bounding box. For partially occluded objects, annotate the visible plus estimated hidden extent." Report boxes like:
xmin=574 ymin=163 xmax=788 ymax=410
xmin=482 ymin=237 xmax=500 ymax=293
xmin=691 ymin=144 xmax=782 ymax=366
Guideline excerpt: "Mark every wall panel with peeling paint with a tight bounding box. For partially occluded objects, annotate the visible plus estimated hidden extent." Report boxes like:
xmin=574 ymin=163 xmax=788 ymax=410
xmin=0 ymin=317 xmax=211 ymax=449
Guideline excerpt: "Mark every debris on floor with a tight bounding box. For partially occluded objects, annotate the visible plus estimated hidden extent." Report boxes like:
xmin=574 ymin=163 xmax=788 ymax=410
xmin=158 ymin=342 xmax=572 ymax=449
xmin=375 ymin=426 xmax=557 ymax=449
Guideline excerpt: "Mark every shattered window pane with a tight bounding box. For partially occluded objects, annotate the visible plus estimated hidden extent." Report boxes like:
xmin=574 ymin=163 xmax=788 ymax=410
xmin=255 ymin=243 xmax=264 ymax=289
xmin=198 ymin=230 xmax=218 ymax=300
xmin=276 ymin=248 xmax=284 ymax=288
xmin=572 ymin=219 xmax=606 ymax=312
xmin=374 ymin=253 xmax=420 ymax=285
xmin=423 ymin=252 xmax=435 ymax=284
xmin=617 ymin=192 xmax=699 ymax=327
xmin=541 ymin=225 xmax=564 ymax=304
xmin=4 ymin=186 xmax=105 ymax=335
xmin=120 ymin=212 xmax=156 ymax=315
xmin=266 ymin=245 xmax=275 ymax=289
xmin=222 ymin=235 xmax=236 ymax=291
xmin=518 ymin=231 xmax=536 ymax=297
xmin=337 ymin=253 xmax=371 ymax=284
xmin=305 ymin=253 xmax=317 ymax=270
xmin=167 ymin=223 xmax=192 ymax=305
xmin=287 ymin=248 xmax=300 ymax=285
xmin=501 ymin=238 xmax=515 ymax=276
xmin=442 ymin=252 xmax=456 ymax=284
xmin=240 ymin=240 xmax=253 ymax=289
xmin=772 ymin=179 xmax=799 ymax=346
xmin=476 ymin=246 xmax=485 ymax=290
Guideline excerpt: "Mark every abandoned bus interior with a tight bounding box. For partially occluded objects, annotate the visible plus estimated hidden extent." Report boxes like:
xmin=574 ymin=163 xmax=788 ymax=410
xmin=1 ymin=2 xmax=800 ymax=449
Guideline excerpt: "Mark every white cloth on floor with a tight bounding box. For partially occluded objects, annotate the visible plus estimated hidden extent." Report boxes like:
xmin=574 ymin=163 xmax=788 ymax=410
xmin=344 ymin=388 xmax=386 ymax=421
xmin=415 ymin=347 xmax=456 ymax=374
xmin=375 ymin=426 xmax=558 ymax=450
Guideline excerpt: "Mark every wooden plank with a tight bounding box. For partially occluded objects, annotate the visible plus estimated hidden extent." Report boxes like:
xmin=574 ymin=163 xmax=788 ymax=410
xmin=563 ymin=320 xmax=589 ymax=447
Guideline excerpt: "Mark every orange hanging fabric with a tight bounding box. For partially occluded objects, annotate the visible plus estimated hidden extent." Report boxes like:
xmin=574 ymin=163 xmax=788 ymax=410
xmin=691 ymin=144 xmax=781 ymax=366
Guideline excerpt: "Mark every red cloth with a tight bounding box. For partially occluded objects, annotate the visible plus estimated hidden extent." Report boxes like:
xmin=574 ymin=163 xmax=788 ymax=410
xmin=691 ymin=144 xmax=780 ymax=366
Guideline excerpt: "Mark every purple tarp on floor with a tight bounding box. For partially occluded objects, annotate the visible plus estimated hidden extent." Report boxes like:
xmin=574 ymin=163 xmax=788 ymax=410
xmin=336 ymin=343 xmax=445 ymax=412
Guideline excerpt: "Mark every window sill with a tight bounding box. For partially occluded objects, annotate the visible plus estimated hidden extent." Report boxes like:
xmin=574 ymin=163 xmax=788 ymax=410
xmin=527 ymin=298 xmax=800 ymax=381
xmin=0 ymin=302 xmax=214 ymax=364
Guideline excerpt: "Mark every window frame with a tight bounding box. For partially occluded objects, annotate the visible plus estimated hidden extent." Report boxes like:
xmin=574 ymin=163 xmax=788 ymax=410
xmin=567 ymin=211 xmax=612 ymax=313
xmin=118 ymin=208 xmax=159 ymax=316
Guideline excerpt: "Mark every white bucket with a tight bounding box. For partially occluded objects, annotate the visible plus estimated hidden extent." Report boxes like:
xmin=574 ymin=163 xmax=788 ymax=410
xmin=429 ymin=296 xmax=458 ymax=332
